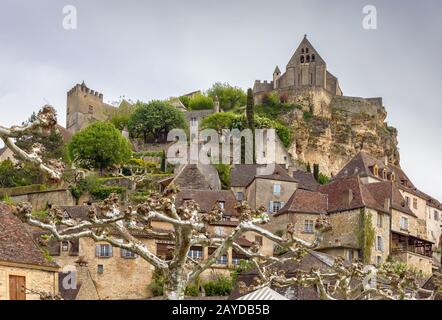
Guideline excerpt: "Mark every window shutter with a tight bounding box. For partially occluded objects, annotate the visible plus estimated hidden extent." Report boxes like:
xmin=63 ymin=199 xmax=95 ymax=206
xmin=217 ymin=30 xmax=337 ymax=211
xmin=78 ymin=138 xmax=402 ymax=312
xmin=96 ymin=245 xmax=100 ymax=257
xmin=269 ymin=201 xmax=274 ymax=213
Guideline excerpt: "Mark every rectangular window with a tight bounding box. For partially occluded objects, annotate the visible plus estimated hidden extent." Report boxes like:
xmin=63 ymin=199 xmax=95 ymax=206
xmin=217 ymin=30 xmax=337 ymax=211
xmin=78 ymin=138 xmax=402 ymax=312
xmin=273 ymin=184 xmax=281 ymax=195
xmin=216 ymin=255 xmax=228 ymax=265
xmin=188 ymin=247 xmax=203 ymax=260
xmin=400 ymin=217 xmax=409 ymax=231
xmin=121 ymin=249 xmax=137 ymax=259
xmin=190 ymin=117 xmax=197 ymax=126
xmin=434 ymin=211 xmax=439 ymax=221
xmin=376 ymin=256 xmax=382 ymax=266
xmin=405 ymin=196 xmax=410 ymax=207
xmin=272 ymin=201 xmax=281 ymax=214
xmin=236 ymin=192 xmax=244 ymax=202
xmin=97 ymin=265 xmax=104 ymax=274
xmin=377 ymin=236 xmax=384 ymax=252
xmin=304 ymin=220 xmax=314 ymax=234
xmin=62 ymin=241 xmax=69 ymax=252
xmin=96 ymin=244 xmax=112 ymax=258
xmin=215 ymin=226 xmax=225 ymax=237
xmin=88 ymin=105 xmax=94 ymax=114
xmin=218 ymin=201 xmax=225 ymax=209
xmin=255 ymin=236 xmax=263 ymax=246
xmin=413 ymin=198 xmax=418 ymax=210
xmin=377 ymin=213 xmax=383 ymax=228
xmin=347 ymin=250 xmax=354 ymax=262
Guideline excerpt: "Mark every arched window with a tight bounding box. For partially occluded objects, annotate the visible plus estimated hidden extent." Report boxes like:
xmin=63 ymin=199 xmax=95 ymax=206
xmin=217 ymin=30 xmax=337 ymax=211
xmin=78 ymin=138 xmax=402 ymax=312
xmin=301 ymin=48 xmax=305 ymax=54
xmin=382 ymin=169 xmax=387 ymax=180
xmin=312 ymin=54 xmax=316 ymax=62
xmin=306 ymin=55 xmax=310 ymax=62
xmin=300 ymin=55 xmax=305 ymax=63
xmin=306 ymin=48 xmax=309 ymax=53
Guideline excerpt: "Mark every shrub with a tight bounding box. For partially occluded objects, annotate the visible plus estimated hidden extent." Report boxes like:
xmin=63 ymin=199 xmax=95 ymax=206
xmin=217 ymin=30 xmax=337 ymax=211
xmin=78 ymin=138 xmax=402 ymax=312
xmin=215 ymin=164 xmax=231 ymax=190
xmin=203 ymin=275 xmax=234 ymax=296
xmin=90 ymin=186 xmax=125 ymax=200
xmin=188 ymin=93 xmax=214 ymax=111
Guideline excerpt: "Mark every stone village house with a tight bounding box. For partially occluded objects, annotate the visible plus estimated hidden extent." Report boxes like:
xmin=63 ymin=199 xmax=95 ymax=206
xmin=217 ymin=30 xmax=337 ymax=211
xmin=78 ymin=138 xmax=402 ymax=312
xmin=46 ymin=190 xmax=273 ymax=300
xmin=0 ymin=203 xmax=59 ymax=300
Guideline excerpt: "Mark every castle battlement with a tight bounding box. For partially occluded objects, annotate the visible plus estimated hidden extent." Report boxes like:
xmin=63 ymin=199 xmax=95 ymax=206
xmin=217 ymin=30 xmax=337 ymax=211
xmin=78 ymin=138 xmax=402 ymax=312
xmin=68 ymin=82 xmax=104 ymax=100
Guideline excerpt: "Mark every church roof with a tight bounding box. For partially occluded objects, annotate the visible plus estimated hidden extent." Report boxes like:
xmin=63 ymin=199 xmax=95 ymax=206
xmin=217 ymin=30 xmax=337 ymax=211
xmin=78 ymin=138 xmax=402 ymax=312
xmin=273 ymin=66 xmax=281 ymax=74
xmin=286 ymin=35 xmax=326 ymax=68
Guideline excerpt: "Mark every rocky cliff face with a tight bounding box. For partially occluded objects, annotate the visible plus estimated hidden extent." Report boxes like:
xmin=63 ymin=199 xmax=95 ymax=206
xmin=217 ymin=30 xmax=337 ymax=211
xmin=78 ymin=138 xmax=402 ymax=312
xmin=280 ymin=92 xmax=400 ymax=177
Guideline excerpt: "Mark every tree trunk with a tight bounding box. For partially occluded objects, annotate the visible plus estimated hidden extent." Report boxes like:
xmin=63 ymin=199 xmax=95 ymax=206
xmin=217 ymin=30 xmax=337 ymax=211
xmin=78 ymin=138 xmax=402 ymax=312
xmin=163 ymin=269 xmax=187 ymax=300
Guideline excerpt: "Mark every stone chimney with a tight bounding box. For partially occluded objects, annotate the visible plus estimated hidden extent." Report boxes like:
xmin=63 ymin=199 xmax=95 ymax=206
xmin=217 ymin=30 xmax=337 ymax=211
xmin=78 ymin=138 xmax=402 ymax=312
xmin=75 ymin=256 xmax=89 ymax=286
xmin=342 ymin=189 xmax=354 ymax=207
xmin=213 ymin=96 xmax=220 ymax=113
xmin=384 ymin=198 xmax=391 ymax=211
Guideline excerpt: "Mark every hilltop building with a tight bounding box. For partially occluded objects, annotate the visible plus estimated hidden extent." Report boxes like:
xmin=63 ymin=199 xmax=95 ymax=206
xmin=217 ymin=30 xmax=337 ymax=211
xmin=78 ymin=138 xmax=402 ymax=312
xmin=66 ymin=82 xmax=116 ymax=134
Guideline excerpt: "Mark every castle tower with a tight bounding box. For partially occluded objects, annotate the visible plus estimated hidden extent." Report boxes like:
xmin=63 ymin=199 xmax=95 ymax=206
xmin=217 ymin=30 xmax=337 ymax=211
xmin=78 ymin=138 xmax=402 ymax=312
xmin=66 ymin=82 xmax=116 ymax=134
xmin=273 ymin=66 xmax=281 ymax=89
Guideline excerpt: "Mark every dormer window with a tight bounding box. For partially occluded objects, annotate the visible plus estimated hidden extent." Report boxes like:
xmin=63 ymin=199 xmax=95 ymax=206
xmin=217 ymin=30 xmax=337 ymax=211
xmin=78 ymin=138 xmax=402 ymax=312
xmin=373 ymin=165 xmax=379 ymax=176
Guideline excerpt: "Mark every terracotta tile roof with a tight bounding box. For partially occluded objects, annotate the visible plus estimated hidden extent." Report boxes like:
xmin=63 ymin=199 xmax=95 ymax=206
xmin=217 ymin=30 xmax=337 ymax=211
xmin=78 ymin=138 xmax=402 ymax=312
xmin=176 ymin=190 xmax=239 ymax=217
xmin=365 ymin=181 xmax=416 ymax=217
xmin=0 ymin=203 xmax=58 ymax=268
xmin=276 ymin=189 xmax=328 ymax=216
xmin=292 ymin=170 xmax=319 ymax=191
xmin=231 ymin=164 xmax=296 ymax=187
xmin=333 ymin=151 xmax=416 ymax=190
xmin=172 ymin=164 xmax=221 ymax=190
xmin=319 ymin=176 xmax=388 ymax=214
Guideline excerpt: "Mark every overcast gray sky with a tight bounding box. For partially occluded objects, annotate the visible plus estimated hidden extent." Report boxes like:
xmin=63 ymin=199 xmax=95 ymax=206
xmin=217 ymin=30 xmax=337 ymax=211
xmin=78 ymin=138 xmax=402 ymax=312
xmin=0 ymin=0 xmax=441 ymax=199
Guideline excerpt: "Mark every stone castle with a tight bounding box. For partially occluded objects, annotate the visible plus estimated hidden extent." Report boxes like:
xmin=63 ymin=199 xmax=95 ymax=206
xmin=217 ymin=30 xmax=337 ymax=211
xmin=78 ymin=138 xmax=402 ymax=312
xmin=253 ymin=35 xmax=384 ymax=118
xmin=253 ymin=35 xmax=400 ymax=175
xmin=66 ymin=82 xmax=116 ymax=133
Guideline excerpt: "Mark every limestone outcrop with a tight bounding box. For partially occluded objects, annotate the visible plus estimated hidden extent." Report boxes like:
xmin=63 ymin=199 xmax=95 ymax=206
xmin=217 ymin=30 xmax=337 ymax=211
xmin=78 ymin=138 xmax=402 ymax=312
xmin=281 ymin=95 xmax=400 ymax=177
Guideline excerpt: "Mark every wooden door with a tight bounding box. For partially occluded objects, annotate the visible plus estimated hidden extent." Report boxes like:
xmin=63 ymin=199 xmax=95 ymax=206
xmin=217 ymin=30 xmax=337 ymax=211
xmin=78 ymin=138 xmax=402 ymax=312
xmin=9 ymin=275 xmax=26 ymax=300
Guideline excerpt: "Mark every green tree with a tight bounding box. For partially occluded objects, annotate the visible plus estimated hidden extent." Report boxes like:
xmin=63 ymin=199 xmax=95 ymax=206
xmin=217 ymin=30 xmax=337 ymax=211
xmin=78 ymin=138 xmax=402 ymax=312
xmin=188 ymin=93 xmax=214 ymax=111
xmin=246 ymin=88 xmax=255 ymax=163
xmin=15 ymin=126 xmax=65 ymax=161
xmin=68 ymin=121 xmax=132 ymax=173
xmin=108 ymin=100 xmax=135 ymax=131
xmin=128 ymin=100 xmax=187 ymax=143
xmin=207 ymin=82 xmax=246 ymax=111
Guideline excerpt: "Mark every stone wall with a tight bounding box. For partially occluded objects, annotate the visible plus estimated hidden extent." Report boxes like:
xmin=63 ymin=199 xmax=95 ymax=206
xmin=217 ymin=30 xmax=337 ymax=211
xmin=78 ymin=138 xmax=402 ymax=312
xmin=0 ymin=263 xmax=58 ymax=300
xmin=247 ymin=178 xmax=298 ymax=213
xmin=54 ymin=237 xmax=156 ymax=300
xmin=390 ymin=252 xmax=433 ymax=276
xmin=10 ymin=189 xmax=75 ymax=211
xmin=267 ymin=212 xmax=320 ymax=244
